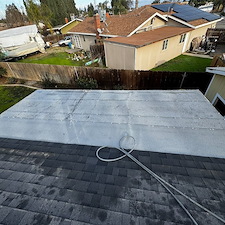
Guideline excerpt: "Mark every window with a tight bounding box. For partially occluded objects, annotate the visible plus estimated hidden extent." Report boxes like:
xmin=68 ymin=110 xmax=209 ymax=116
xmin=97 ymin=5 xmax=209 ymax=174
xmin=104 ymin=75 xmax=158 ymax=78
xmin=162 ymin=39 xmax=168 ymax=50
xmin=179 ymin=33 xmax=186 ymax=43
xmin=213 ymin=94 xmax=225 ymax=117
xmin=150 ymin=18 xmax=155 ymax=25
xmin=73 ymin=35 xmax=82 ymax=48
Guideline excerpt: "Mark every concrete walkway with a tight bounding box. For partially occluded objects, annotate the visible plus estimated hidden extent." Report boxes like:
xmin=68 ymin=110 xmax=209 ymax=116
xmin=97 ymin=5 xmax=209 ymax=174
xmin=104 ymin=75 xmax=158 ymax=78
xmin=0 ymin=84 xmax=41 ymax=90
xmin=183 ymin=52 xmax=213 ymax=59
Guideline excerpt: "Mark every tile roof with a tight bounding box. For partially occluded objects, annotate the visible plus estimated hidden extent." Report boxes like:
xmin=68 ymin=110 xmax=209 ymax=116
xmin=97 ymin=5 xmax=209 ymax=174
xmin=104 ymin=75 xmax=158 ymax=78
xmin=0 ymin=138 xmax=225 ymax=225
xmin=104 ymin=26 xmax=193 ymax=47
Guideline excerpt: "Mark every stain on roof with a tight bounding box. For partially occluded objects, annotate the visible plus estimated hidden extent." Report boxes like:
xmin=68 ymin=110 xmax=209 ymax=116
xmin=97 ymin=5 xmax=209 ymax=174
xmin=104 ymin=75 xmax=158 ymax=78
xmin=104 ymin=26 xmax=193 ymax=47
xmin=0 ymin=138 xmax=225 ymax=225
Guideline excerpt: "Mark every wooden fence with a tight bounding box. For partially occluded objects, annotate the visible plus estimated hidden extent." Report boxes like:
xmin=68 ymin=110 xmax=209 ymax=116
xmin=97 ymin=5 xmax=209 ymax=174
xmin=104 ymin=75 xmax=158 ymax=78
xmin=0 ymin=62 xmax=213 ymax=93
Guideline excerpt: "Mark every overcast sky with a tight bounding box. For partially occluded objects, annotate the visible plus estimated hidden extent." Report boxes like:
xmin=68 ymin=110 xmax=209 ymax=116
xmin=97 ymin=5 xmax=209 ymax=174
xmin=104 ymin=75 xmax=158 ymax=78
xmin=0 ymin=0 xmax=152 ymax=19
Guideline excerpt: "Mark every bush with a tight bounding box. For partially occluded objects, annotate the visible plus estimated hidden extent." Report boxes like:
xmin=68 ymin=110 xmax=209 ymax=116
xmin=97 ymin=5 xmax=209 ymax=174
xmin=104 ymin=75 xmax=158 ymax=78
xmin=76 ymin=77 xmax=98 ymax=89
xmin=0 ymin=66 xmax=7 ymax=77
xmin=7 ymin=77 xmax=17 ymax=84
xmin=41 ymin=77 xmax=57 ymax=88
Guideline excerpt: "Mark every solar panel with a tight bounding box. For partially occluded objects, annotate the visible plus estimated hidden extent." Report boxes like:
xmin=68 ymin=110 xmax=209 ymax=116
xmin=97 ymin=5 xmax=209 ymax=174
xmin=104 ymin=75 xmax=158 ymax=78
xmin=152 ymin=3 xmax=220 ymax=22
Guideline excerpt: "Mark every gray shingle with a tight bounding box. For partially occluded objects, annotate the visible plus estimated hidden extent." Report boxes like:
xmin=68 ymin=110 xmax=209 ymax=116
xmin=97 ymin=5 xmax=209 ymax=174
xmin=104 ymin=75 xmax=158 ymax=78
xmin=0 ymin=138 xmax=225 ymax=225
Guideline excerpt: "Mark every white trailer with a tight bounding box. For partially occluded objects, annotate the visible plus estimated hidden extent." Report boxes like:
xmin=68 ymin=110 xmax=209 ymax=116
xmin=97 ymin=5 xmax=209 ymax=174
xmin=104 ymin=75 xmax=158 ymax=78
xmin=0 ymin=24 xmax=45 ymax=58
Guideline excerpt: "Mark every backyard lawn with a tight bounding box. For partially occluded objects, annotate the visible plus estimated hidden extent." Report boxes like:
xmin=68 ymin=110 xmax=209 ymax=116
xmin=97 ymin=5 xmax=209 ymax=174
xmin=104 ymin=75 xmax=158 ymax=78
xmin=151 ymin=55 xmax=212 ymax=72
xmin=0 ymin=86 xmax=34 ymax=113
xmin=19 ymin=52 xmax=89 ymax=66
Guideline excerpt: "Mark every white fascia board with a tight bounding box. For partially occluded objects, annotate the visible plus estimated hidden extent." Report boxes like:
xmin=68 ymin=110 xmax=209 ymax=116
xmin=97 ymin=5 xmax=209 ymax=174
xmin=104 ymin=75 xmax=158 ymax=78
xmin=100 ymin=34 xmax=119 ymax=38
xmin=195 ymin=18 xmax=223 ymax=29
xmin=67 ymin=32 xmax=96 ymax=36
xmin=60 ymin=19 xmax=83 ymax=30
xmin=206 ymin=67 xmax=225 ymax=76
xmin=127 ymin=12 xmax=168 ymax=37
xmin=167 ymin=15 xmax=195 ymax=28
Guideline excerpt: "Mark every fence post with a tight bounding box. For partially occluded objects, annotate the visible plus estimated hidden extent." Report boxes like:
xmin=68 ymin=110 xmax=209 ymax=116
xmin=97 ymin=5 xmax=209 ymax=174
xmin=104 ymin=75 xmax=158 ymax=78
xmin=179 ymin=72 xmax=187 ymax=89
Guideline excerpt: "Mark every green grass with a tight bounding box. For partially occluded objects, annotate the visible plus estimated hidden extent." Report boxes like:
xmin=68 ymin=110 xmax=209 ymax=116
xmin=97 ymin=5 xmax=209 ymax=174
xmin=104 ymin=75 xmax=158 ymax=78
xmin=19 ymin=52 xmax=89 ymax=66
xmin=151 ymin=55 xmax=212 ymax=72
xmin=0 ymin=86 xmax=34 ymax=113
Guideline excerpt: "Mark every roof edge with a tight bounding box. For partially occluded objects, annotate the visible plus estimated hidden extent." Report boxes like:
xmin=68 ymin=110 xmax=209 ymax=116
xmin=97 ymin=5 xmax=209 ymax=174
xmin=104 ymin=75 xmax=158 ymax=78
xmin=60 ymin=18 xmax=83 ymax=30
xmin=167 ymin=15 xmax=195 ymax=28
xmin=206 ymin=67 xmax=225 ymax=76
xmin=67 ymin=32 xmax=96 ymax=36
xmin=128 ymin=12 xmax=168 ymax=37
xmin=195 ymin=18 xmax=223 ymax=29
xmin=104 ymin=27 xmax=193 ymax=48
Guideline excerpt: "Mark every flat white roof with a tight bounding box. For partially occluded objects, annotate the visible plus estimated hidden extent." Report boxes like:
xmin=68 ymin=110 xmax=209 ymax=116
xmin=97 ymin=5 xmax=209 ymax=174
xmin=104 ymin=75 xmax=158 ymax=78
xmin=1 ymin=89 xmax=225 ymax=158
xmin=206 ymin=67 xmax=225 ymax=76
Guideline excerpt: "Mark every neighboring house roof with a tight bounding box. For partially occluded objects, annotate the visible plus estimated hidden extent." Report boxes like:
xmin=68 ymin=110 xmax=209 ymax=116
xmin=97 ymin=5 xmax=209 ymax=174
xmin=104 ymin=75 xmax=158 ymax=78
xmin=69 ymin=3 xmax=220 ymax=37
xmin=51 ymin=19 xmax=83 ymax=31
xmin=69 ymin=6 xmax=166 ymax=36
xmin=104 ymin=26 xmax=193 ymax=47
xmin=206 ymin=66 xmax=225 ymax=76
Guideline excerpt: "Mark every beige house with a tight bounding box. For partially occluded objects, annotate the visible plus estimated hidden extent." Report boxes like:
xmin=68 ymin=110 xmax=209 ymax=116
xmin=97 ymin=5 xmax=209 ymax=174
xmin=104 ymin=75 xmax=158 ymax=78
xmin=205 ymin=67 xmax=225 ymax=116
xmin=68 ymin=3 xmax=221 ymax=70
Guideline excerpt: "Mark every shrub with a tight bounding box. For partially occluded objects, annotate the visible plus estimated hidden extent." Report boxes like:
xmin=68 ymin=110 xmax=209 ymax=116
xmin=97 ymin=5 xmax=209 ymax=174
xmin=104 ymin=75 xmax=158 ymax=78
xmin=7 ymin=77 xmax=17 ymax=84
xmin=76 ymin=77 xmax=98 ymax=89
xmin=41 ymin=77 xmax=57 ymax=88
xmin=0 ymin=66 xmax=7 ymax=77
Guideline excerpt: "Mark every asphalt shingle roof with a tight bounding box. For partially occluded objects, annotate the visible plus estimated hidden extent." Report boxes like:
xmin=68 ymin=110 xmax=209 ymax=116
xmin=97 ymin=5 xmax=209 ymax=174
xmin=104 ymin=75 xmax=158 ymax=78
xmin=0 ymin=138 xmax=225 ymax=225
xmin=104 ymin=26 xmax=193 ymax=47
xmin=69 ymin=3 xmax=219 ymax=37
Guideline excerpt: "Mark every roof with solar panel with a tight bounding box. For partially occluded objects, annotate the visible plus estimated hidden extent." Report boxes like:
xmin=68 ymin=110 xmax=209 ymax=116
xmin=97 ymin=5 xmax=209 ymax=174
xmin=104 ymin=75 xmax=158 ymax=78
xmin=152 ymin=3 xmax=220 ymax=22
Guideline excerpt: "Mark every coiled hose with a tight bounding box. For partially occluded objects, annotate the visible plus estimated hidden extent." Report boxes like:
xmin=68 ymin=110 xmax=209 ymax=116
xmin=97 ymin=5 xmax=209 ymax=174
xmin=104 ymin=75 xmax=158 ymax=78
xmin=96 ymin=134 xmax=225 ymax=225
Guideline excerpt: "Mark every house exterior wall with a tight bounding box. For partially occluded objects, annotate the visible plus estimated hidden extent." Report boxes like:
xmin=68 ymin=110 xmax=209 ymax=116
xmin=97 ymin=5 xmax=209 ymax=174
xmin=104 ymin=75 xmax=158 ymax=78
xmin=166 ymin=19 xmax=187 ymax=28
xmin=104 ymin=42 xmax=135 ymax=70
xmin=61 ymin=21 xmax=81 ymax=34
xmin=72 ymin=34 xmax=96 ymax=51
xmin=139 ymin=16 xmax=166 ymax=31
xmin=135 ymin=34 xmax=188 ymax=70
xmin=184 ymin=23 xmax=217 ymax=51
xmin=205 ymin=75 xmax=225 ymax=102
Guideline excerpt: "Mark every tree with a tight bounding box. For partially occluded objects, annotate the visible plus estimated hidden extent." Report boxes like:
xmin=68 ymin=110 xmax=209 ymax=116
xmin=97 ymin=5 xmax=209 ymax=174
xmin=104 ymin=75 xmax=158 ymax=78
xmin=87 ymin=3 xmax=94 ymax=17
xmin=5 ymin=3 xmax=27 ymax=27
xmin=23 ymin=0 xmax=52 ymax=29
xmin=98 ymin=1 xmax=109 ymax=10
xmin=189 ymin=0 xmax=207 ymax=7
xmin=152 ymin=0 xmax=160 ymax=4
xmin=39 ymin=0 xmax=79 ymax=26
xmin=111 ymin=0 xmax=132 ymax=14
xmin=213 ymin=0 xmax=225 ymax=12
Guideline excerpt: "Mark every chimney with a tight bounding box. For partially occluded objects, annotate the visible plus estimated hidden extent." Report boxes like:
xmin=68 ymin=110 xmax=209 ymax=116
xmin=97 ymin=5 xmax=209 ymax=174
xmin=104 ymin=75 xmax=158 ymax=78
xmin=94 ymin=13 xmax=101 ymax=39
xmin=135 ymin=0 xmax=138 ymax=9
xmin=65 ymin=17 xmax=69 ymax=23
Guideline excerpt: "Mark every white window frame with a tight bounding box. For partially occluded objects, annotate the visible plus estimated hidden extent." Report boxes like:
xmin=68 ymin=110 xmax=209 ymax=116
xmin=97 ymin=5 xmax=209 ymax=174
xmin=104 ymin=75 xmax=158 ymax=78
xmin=179 ymin=33 xmax=186 ymax=43
xmin=162 ymin=39 xmax=168 ymax=50
xmin=212 ymin=93 xmax=225 ymax=117
xmin=73 ymin=35 xmax=82 ymax=49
